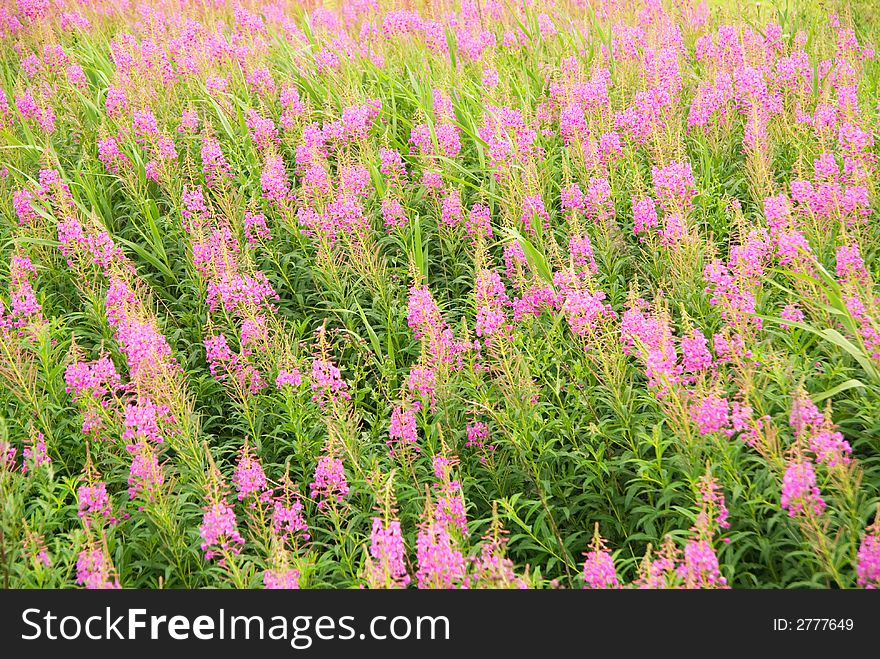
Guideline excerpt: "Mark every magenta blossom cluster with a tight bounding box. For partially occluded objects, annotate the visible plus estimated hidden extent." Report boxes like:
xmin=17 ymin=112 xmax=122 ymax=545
xmin=64 ymin=356 xmax=122 ymax=403
xmin=555 ymin=270 xmax=615 ymax=341
xmin=582 ymin=546 xmax=621 ymax=589
xmin=477 ymin=105 xmax=540 ymax=180
xmin=204 ymin=334 xmax=267 ymax=395
xmin=689 ymin=393 xmax=733 ymax=436
xmin=857 ymin=518 xmax=880 ymax=589
xmin=781 ymin=459 xmax=826 ymax=518
xmin=469 ymin=536 xmax=528 ymax=589
xmin=676 ymin=539 xmax=728 ymax=588
xmin=122 ymin=398 xmax=173 ymax=444
xmin=406 ymin=283 xmax=466 ymax=369
xmin=105 ymin=278 xmax=179 ymax=387
xmin=263 ymin=568 xmax=300 ymax=589
xmin=465 ymin=421 xmax=494 ymax=463
xmin=431 ymin=454 xmax=468 ymax=537
xmin=367 ymin=517 xmax=410 ymax=588
xmin=387 ymin=405 xmax=419 ymax=455
xmin=2 ymin=254 xmax=44 ymax=331
xmin=697 ymin=471 xmax=731 ymax=534
xmin=125 ymin=439 xmax=164 ymax=504
xmin=272 ymin=496 xmax=310 ymax=544
xmin=21 ymin=432 xmax=50 ymax=474
xmin=57 ymin=217 xmax=129 ymax=277
xmin=835 ymin=243 xmax=880 ymax=362
xmin=275 ymin=367 xmax=303 ymax=389
xmin=199 ymin=501 xmax=245 ymax=561
xmin=201 ymin=134 xmax=232 ymax=188
xmin=233 ymin=445 xmax=270 ymax=503
xmin=310 ymin=356 xmax=350 ymax=406
xmin=76 ymin=548 xmax=121 ymax=590
xmin=415 ymin=518 xmax=468 ymax=589
xmin=474 ymin=269 xmax=510 ymax=342
xmin=620 ymin=299 xmax=682 ymax=396
xmin=703 ymin=229 xmax=772 ymax=330
xmin=309 ymin=455 xmax=349 ymax=509
xmin=77 ymin=482 xmax=117 ymax=527
xmin=789 ymin=393 xmax=852 ymax=469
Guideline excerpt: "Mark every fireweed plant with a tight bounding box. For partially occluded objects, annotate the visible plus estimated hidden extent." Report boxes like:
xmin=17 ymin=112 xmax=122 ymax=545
xmin=0 ymin=0 xmax=879 ymax=590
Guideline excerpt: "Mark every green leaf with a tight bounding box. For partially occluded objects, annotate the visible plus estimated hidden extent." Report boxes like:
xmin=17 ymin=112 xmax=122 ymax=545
xmin=411 ymin=214 xmax=427 ymax=279
xmin=759 ymin=315 xmax=880 ymax=384
xmin=353 ymin=300 xmax=382 ymax=359
xmin=503 ymin=227 xmax=554 ymax=286
xmin=820 ymin=328 xmax=879 ymax=382
xmin=810 ymin=379 xmax=866 ymax=403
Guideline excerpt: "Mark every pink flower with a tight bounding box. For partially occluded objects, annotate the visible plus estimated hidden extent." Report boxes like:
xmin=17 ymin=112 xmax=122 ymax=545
xmin=126 ymin=440 xmax=164 ymax=502
xmin=652 ymin=160 xmax=697 ymax=212
xmin=66 ymin=64 xmax=87 ymax=90
xmin=260 ymin=154 xmax=289 ymax=206
xmin=201 ymin=135 xmax=232 ymax=187
xmin=466 ymin=422 xmax=489 ymax=450
xmin=381 ymin=198 xmax=408 ymax=230
xmin=407 ymin=284 xmax=461 ymax=368
xmin=264 ymin=568 xmax=300 ymax=589
xmin=22 ymin=432 xmax=50 ymax=474
xmin=440 ymin=189 xmax=463 ymax=227
xmin=279 ymin=85 xmax=305 ymax=130
xmin=233 ymin=446 xmax=269 ymax=502
xmin=367 ymin=518 xmax=410 ymax=588
xmin=388 ymin=405 xmax=419 ymax=454
xmin=620 ymin=299 xmax=681 ymax=396
xmin=857 ymin=521 xmax=880 ymax=589
xmin=272 ymin=497 xmax=309 ymax=542
xmin=632 ymin=196 xmax=659 ymax=238
xmin=77 ymin=482 xmax=116 ymax=526
xmin=76 ymin=548 xmax=120 ymax=589
xmin=520 ymin=194 xmax=550 ymax=234
xmin=122 ymin=398 xmax=172 ymax=444
xmin=310 ymin=456 xmax=349 ymax=508
xmin=474 ymin=269 xmax=509 ymax=340
xmin=64 ymin=355 xmax=122 ymax=400
xmin=244 ymin=212 xmax=271 ymax=245
xmin=681 ymin=329 xmax=713 ymax=373
xmin=407 ymin=366 xmax=437 ymax=405
xmin=246 ymin=109 xmax=278 ymax=150
xmin=132 ymin=108 xmax=159 ymax=141
xmin=568 ymin=229 xmax=598 ymax=274
xmin=379 ymin=147 xmax=407 ymax=184
xmin=790 ymin=393 xmax=852 ymax=468
xmin=12 ymin=189 xmax=38 ymax=226
xmin=780 ymin=304 xmax=805 ymax=329
xmin=310 ymin=357 xmax=350 ymax=406
xmin=436 ymin=123 xmax=461 ymax=159
xmin=97 ymin=137 xmax=128 ymax=174
xmin=105 ymin=86 xmax=127 ymax=118
xmin=690 ymin=393 xmax=731 ymax=436
xmin=558 ymin=277 xmax=614 ymax=339
xmin=697 ymin=471 xmax=730 ymax=532
xmin=471 ymin=538 xmax=527 ymax=588
xmin=676 ymin=540 xmax=727 ymax=588
xmin=482 ymin=67 xmax=500 ymax=88
xmin=781 ymin=459 xmax=826 ymax=518
xmin=275 ymin=368 xmax=302 ymax=389
xmin=836 ymin=244 xmax=869 ymax=285
xmin=199 ymin=501 xmax=245 ymax=561
xmin=7 ymin=254 xmax=44 ymax=327
xmin=582 ymin=547 xmax=620 ymax=589
xmin=415 ymin=521 xmax=467 ymax=589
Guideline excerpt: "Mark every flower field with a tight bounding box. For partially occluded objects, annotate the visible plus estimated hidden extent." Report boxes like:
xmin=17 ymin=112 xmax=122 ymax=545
xmin=1 ymin=0 xmax=880 ymax=590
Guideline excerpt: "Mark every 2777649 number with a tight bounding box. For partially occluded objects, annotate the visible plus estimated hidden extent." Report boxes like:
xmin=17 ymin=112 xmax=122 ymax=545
xmin=772 ymin=618 xmax=854 ymax=631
